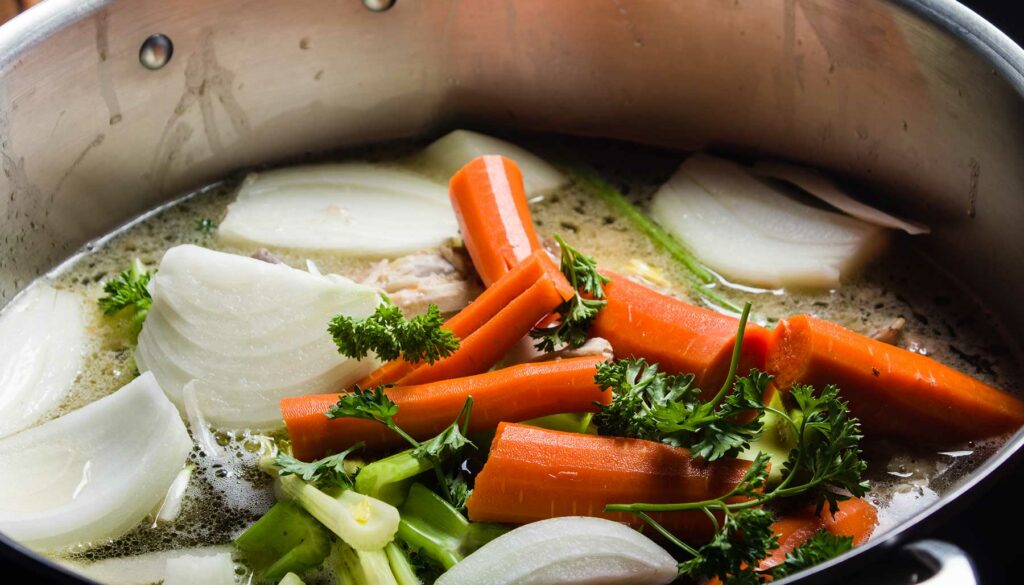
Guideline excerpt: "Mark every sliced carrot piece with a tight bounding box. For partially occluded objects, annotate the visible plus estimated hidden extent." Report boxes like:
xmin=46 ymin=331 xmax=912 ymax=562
xmin=357 ymin=250 xmax=568 ymax=388
xmin=466 ymin=422 xmax=753 ymax=542
xmin=590 ymin=273 xmax=771 ymax=395
xmin=283 ymin=357 xmax=607 ymax=460
xmin=819 ymin=497 xmax=877 ymax=546
xmin=449 ymin=156 xmax=542 ymax=287
xmin=767 ymin=314 xmax=1024 ymax=444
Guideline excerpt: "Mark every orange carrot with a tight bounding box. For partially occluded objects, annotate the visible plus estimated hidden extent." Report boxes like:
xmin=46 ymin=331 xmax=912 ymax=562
xmin=449 ymin=156 xmax=542 ymax=287
xmin=283 ymin=357 xmax=607 ymax=460
xmin=466 ymin=422 xmax=753 ymax=542
xmin=767 ymin=314 xmax=1024 ymax=444
xmin=590 ymin=273 xmax=771 ymax=396
xmin=357 ymin=250 xmax=567 ymax=388
xmin=708 ymin=498 xmax=877 ymax=584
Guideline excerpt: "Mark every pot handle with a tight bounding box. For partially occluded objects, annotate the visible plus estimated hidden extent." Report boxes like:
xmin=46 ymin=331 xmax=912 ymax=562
xmin=903 ymin=540 xmax=978 ymax=585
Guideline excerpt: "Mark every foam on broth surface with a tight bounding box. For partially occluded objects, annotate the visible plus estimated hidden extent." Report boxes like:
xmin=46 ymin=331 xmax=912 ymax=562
xmin=3 ymin=136 xmax=1017 ymax=582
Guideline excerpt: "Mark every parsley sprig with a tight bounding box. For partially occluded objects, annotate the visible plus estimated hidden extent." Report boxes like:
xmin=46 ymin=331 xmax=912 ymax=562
xmin=597 ymin=302 xmax=868 ymax=583
xmin=326 ymin=386 xmax=475 ymax=509
xmin=98 ymin=259 xmax=153 ymax=333
xmin=328 ymin=299 xmax=459 ymax=364
xmin=274 ymin=442 xmax=364 ymax=490
xmin=530 ymin=235 xmax=610 ymax=352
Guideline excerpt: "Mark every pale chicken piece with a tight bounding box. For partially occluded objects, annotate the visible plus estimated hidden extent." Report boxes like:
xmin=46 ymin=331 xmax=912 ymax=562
xmin=502 ymin=336 xmax=615 ymax=366
xmin=870 ymin=317 xmax=906 ymax=345
xmin=362 ymin=248 xmax=482 ymax=316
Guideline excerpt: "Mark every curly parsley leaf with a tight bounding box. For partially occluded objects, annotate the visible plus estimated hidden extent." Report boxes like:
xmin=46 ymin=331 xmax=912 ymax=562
xmin=325 ymin=385 xmax=398 ymax=425
xmin=592 ymin=357 xmax=699 ymax=441
xmin=98 ymin=259 xmax=153 ymax=333
xmin=530 ymin=236 xmax=611 ymax=352
xmin=764 ymin=531 xmax=853 ymax=580
xmin=678 ymin=507 xmax=777 ymax=584
xmin=274 ymin=442 xmax=363 ymax=490
xmin=328 ymin=300 xmax=459 ymax=364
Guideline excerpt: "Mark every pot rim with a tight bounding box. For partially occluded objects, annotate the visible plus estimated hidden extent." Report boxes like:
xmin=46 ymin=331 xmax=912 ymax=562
xmin=1 ymin=1 xmax=1022 ymax=583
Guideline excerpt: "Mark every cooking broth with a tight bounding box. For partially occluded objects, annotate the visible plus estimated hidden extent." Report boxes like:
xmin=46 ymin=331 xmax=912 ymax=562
xmin=4 ymin=135 xmax=1019 ymax=583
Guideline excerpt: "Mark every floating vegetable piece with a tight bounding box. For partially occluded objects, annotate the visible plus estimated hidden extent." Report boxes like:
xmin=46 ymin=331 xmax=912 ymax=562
xmin=0 ymin=372 xmax=191 ymax=552
xmin=136 ymin=245 xmax=380 ymax=430
xmin=58 ymin=546 xmax=233 ymax=585
xmin=753 ymin=160 xmax=930 ymax=234
xmin=0 ymin=283 xmax=86 ymax=439
xmin=218 ymin=163 xmax=458 ymax=257
xmin=163 ymin=551 xmax=236 ymax=585
xmin=650 ymin=154 xmax=887 ymax=289
xmin=420 ymin=130 xmax=568 ymax=197
xmin=434 ymin=516 xmax=678 ymax=585
xmin=591 ymin=273 xmax=769 ymax=395
xmin=399 ymin=483 xmax=508 ymax=570
xmin=278 ymin=573 xmax=305 ymax=585
xmin=385 ymin=541 xmax=423 ymax=585
xmin=235 ymin=501 xmax=331 ymax=582
xmin=466 ymin=423 xmax=752 ymax=541
xmin=354 ymin=449 xmax=434 ymax=506
xmin=283 ymin=356 xmax=608 ymax=459
xmin=449 ymin=155 xmax=543 ymax=286
xmin=767 ymin=314 xmax=1024 ymax=444
xmin=154 ymin=464 xmax=194 ymax=524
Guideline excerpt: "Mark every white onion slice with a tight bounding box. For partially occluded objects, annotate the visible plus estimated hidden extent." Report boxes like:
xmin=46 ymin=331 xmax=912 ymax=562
xmin=0 ymin=372 xmax=191 ymax=552
xmin=182 ymin=381 xmax=222 ymax=458
xmin=136 ymin=245 xmax=380 ymax=430
xmin=753 ymin=159 xmax=930 ymax=234
xmin=163 ymin=551 xmax=236 ymax=585
xmin=418 ymin=129 xmax=568 ymax=196
xmin=435 ymin=517 xmax=677 ymax=585
xmin=650 ymin=154 xmax=887 ymax=289
xmin=58 ymin=545 xmax=233 ymax=585
xmin=218 ymin=163 xmax=458 ymax=257
xmin=154 ymin=464 xmax=194 ymax=524
xmin=0 ymin=283 xmax=86 ymax=438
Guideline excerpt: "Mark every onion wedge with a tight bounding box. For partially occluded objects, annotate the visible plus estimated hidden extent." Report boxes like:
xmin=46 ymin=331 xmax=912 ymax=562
xmin=418 ymin=130 xmax=568 ymax=196
xmin=0 ymin=283 xmax=86 ymax=438
xmin=163 ymin=551 xmax=236 ymax=585
xmin=753 ymin=159 xmax=930 ymax=234
xmin=435 ymin=516 xmax=677 ymax=585
xmin=650 ymin=154 xmax=887 ymax=290
xmin=218 ymin=163 xmax=458 ymax=257
xmin=58 ymin=546 xmax=233 ymax=585
xmin=0 ymin=372 xmax=191 ymax=552
xmin=136 ymin=245 xmax=380 ymax=430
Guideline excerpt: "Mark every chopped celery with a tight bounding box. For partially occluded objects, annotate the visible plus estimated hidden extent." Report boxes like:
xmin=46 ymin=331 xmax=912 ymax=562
xmin=235 ymin=501 xmax=330 ymax=583
xmin=278 ymin=573 xmax=305 ymax=585
xmin=354 ymin=449 xmax=433 ymax=506
xmin=397 ymin=483 xmax=508 ymax=570
xmin=740 ymin=390 xmax=799 ymax=483
xmin=274 ymin=471 xmax=400 ymax=551
xmin=335 ymin=541 xmax=399 ymax=585
xmin=522 ymin=413 xmax=596 ymax=434
xmin=385 ymin=542 xmax=422 ymax=585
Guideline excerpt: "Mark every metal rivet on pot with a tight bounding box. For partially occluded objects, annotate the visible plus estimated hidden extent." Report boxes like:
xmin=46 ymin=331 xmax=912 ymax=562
xmin=362 ymin=0 xmax=396 ymax=12
xmin=139 ymin=34 xmax=173 ymax=70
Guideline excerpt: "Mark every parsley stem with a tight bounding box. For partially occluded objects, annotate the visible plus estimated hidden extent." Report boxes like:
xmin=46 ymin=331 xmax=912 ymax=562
xmin=708 ymin=302 xmax=752 ymax=408
xmin=634 ymin=511 xmax=700 ymax=557
xmin=387 ymin=422 xmax=421 ymax=450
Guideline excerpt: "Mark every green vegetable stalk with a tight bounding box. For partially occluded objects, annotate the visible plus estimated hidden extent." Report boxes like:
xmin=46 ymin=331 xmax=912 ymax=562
xmin=234 ymin=501 xmax=331 ymax=583
xmin=355 ymin=449 xmax=434 ymax=507
xmin=397 ymin=483 xmax=508 ymax=570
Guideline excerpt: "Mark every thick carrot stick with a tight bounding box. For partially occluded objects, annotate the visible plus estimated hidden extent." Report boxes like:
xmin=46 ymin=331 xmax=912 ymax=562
xmin=590 ymin=273 xmax=770 ymax=395
xmin=357 ymin=250 xmax=567 ymax=388
xmin=819 ymin=497 xmax=877 ymax=546
xmin=449 ymin=156 xmax=542 ymax=286
xmin=395 ymin=268 xmax=572 ymax=386
xmin=283 ymin=357 xmax=607 ymax=460
xmin=466 ymin=422 xmax=753 ymax=542
xmin=767 ymin=315 xmax=1024 ymax=444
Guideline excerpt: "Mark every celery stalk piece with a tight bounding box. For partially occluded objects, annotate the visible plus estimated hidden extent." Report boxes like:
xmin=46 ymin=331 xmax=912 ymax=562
xmin=235 ymin=501 xmax=331 ymax=582
xmin=385 ymin=542 xmax=423 ymax=585
xmin=739 ymin=390 xmax=799 ymax=484
xmin=521 ymin=413 xmax=596 ymax=434
xmin=277 ymin=475 xmax=400 ymax=551
xmin=354 ymin=449 xmax=434 ymax=506
xmin=397 ymin=483 xmax=508 ymax=570
xmin=335 ymin=541 xmax=400 ymax=585
xmin=278 ymin=573 xmax=306 ymax=585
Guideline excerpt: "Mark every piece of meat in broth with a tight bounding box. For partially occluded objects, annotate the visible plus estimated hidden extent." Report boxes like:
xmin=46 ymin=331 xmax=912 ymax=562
xmin=363 ymin=248 xmax=482 ymax=316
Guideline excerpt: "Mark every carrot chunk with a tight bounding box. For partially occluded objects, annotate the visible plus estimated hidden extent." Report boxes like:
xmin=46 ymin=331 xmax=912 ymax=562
xmin=767 ymin=314 xmax=1024 ymax=444
xmin=358 ymin=250 xmax=570 ymax=388
xmin=449 ymin=156 xmax=543 ymax=287
xmin=283 ymin=357 xmax=607 ymax=461
xmin=466 ymin=422 xmax=753 ymax=542
xmin=590 ymin=273 xmax=770 ymax=395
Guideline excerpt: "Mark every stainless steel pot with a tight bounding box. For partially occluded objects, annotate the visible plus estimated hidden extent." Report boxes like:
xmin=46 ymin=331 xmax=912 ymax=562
xmin=1 ymin=1 xmax=1021 ymax=583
